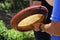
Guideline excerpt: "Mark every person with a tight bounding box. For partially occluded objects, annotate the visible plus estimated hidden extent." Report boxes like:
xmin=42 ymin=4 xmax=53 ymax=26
xmin=32 ymin=0 xmax=60 ymax=40
xmin=29 ymin=0 xmax=53 ymax=40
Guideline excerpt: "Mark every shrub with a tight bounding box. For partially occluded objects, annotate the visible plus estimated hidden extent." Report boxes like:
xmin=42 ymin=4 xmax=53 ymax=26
xmin=0 ymin=20 xmax=35 ymax=40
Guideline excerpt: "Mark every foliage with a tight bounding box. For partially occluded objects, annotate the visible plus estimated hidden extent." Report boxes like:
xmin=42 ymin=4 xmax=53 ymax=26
xmin=0 ymin=0 xmax=35 ymax=40
xmin=0 ymin=0 xmax=29 ymax=29
xmin=0 ymin=20 xmax=35 ymax=40
xmin=0 ymin=0 xmax=29 ymax=13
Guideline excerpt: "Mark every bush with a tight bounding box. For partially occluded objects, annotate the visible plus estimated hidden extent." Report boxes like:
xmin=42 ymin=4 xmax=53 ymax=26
xmin=0 ymin=20 xmax=35 ymax=40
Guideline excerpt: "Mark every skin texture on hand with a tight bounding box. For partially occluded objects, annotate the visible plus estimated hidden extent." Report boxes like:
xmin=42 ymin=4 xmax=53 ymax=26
xmin=32 ymin=18 xmax=44 ymax=31
xmin=41 ymin=21 xmax=60 ymax=36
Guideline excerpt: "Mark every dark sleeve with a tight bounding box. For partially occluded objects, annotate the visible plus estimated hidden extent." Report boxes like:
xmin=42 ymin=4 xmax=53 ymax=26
xmin=34 ymin=31 xmax=51 ymax=40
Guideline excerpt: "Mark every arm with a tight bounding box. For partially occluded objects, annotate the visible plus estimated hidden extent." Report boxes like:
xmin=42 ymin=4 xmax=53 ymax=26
xmin=41 ymin=0 xmax=60 ymax=36
xmin=33 ymin=0 xmax=60 ymax=36
xmin=33 ymin=20 xmax=60 ymax=36
xmin=41 ymin=21 xmax=60 ymax=36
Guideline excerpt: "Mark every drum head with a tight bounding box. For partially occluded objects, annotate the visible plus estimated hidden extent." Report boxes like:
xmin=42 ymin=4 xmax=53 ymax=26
xmin=18 ymin=14 xmax=43 ymax=27
xmin=10 ymin=5 xmax=48 ymax=32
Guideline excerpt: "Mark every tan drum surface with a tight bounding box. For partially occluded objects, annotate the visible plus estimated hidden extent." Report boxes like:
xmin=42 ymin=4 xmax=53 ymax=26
xmin=18 ymin=14 xmax=44 ymax=27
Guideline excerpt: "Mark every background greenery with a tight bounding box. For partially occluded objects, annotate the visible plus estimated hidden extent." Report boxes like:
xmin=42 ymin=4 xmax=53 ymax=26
xmin=0 ymin=20 xmax=35 ymax=40
xmin=0 ymin=0 xmax=29 ymax=29
xmin=0 ymin=0 xmax=36 ymax=40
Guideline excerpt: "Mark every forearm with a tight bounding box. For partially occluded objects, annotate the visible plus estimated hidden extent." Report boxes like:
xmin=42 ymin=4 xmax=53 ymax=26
xmin=41 ymin=21 xmax=60 ymax=36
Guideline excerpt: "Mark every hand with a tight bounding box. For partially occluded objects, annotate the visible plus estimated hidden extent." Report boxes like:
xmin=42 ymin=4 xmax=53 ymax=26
xmin=32 ymin=20 xmax=42 ymax=31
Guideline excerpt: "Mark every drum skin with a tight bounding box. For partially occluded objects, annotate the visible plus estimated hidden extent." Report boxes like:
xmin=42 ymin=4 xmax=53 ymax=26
xmin=10 ymin=5 xmax=48 ymax=32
